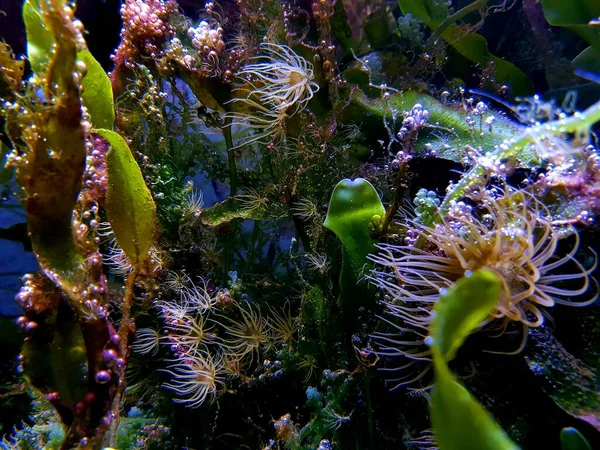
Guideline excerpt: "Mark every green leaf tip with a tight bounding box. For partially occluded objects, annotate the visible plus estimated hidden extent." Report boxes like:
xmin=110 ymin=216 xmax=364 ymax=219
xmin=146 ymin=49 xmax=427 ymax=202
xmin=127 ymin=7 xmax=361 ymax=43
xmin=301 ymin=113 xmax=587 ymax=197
xmin=560 ymin=427 xmax=592 ymax=450
xmin=96 ymin=128 xmax=157 ymax=264
xmin=323 ymin=178 xmax=385 ymax=244
xmin=23 ymin=0 xmax=54 ymax=76
xmin=78 ymin=49 xmax=115 ymax=129
xmin=323 ymin=178 xmax=385 ymax=311
xmin=430 ymin=269 xmax=502 ymax=362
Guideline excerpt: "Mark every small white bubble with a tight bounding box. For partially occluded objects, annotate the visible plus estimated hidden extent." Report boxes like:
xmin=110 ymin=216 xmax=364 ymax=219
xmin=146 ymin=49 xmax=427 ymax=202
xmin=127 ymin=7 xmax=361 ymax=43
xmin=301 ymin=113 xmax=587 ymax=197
xmin=439 ymin=287 xmax=448 ymax=296
xmin=424 ymin=336 xmax=434 ymax=346
xmin=464 ymin=270 xmax=472 ymax=278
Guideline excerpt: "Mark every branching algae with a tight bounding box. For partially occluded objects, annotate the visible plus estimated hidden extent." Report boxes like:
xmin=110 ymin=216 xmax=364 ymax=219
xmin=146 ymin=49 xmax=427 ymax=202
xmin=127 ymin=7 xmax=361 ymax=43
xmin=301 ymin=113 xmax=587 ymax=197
xmin=0 ymin=0 xmax=599 ymax=449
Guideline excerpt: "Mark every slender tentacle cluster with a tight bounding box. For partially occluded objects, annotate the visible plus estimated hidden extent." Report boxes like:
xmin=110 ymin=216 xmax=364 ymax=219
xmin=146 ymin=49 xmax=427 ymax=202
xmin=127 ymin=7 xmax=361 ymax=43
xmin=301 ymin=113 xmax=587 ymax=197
xmin=162 ymin=352 xmax=226 ymax=408
xmin=368 ymin=187 xmax=597 ymax=389
xmin=218 ymin=303 xmax=268 ymax=365
xmin=225 ymin=43 xmax=319 ymax=148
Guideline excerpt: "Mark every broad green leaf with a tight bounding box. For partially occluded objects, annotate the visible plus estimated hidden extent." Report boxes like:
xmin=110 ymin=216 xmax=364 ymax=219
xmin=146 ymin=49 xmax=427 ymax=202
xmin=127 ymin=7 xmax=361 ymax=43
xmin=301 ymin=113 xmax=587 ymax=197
xmin=24 ymin=1 xmax=114 ymax=128
xmin=540 ymin=0 xmax=600 ymax=24
xmin=441 ymin=30 xmax=533 ymax=96
xmin=428 ymin=270 xmax=520 ymax=450
xmin=540 ymin=0 xmax=600 ymax=50
xmin=397 ymin=0 xmax=446 ymax=24
xmin=349 ymin=89 xmax=529 ymax=164
xmin=398 ymin=0 xmax=534 ymax=96
xmin=78 ymin=50 xmax=114 ymax=129
xmin=573 ymin=46 xmax=600 ymax=74
xmin=23 ymin=0 xmax=55 ymax=75
xmin=560 ymin=427 xmax=592 ymax=450
xmin=526 ymin=323 xmax=600 ymax=431
xmin=96 ymin=128 xmax=156 ymax=263
xmin=429 ymin=269 xmax=501 ymax=362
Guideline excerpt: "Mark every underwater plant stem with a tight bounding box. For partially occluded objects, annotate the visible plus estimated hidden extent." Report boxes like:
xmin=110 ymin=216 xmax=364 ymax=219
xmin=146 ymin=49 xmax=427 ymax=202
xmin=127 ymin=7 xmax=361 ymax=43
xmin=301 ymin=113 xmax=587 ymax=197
xmin=244 ymin=221 xmax=261 ymax=271
xmin=440 ymin=98 xmax=600 ymax=215
xmin=222 ymin=117 xmax=239 ymax=275
xmin=382 ymin=160 xmax=410 ymax=234
xmin=106 ymin=266 xmax=138 ymax=446
xmin=223 ymin=116 xmax=238 ymax=197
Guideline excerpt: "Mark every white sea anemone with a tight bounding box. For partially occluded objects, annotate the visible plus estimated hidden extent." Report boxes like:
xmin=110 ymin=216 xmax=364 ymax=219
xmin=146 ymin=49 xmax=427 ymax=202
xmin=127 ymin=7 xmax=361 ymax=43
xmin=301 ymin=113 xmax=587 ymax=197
xmin=225 ymin=43 xmax=319 ymax=148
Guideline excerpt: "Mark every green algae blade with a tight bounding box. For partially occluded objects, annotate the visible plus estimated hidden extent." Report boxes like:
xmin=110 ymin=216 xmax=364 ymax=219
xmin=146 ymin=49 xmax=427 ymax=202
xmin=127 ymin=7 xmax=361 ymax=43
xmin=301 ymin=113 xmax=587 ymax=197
xmin=23 ymin=0 xmax=54 ymax=75
xmin=22 ymin=297 xmax=88 ymax=415
xmin=429 ymin=270 xmax=501 ymax=362
xmin=398 ymin=0 xmax=533 ymax=96
xmin=324 ymin=178 xmax=384 ymax=311
xmin=560 ymin=427 xmax=592 ymax=450
xmin=349 ymin=89 xmax=526 ymax=164
xmin=24 ymin=1 xmax=114 ymax=129
xmin=323 ymin=178 xmax=385 ymax=266
xmin=96 ymin=129 xmax=156 ymax=264
xmin=525 ymin=323 xmax=600 ymax=432
xmin=78 ymin=49 xmax=115 ymax=129
xmin=397 ymin=0 xmax=446 ymax=24
xmin=429 ymin=269 xmax=520 ymax=450
xmin=540 ymin=0 xmax=600 ymax=50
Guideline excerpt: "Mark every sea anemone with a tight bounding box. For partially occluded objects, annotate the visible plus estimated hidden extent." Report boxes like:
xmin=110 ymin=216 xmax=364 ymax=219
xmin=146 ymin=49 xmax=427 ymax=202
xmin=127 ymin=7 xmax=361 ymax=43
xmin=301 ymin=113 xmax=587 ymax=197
xmin=220 ymin=303 xmax=268 ymax=364
xmin=132 ymin=327 xmax=162 ymax=356
xmin=234 ymin=43 xmax=319 ymax=113
xmin=164 ymin=311 xmax=220 ymax=356
xmin=368 ymin=187 xmax=597 ymax=388
xmin=267 ymin=301 xmax=297 ymax=348
xmin=162 ymin=352 xmax=225 ymax=408
xmin=225 ymin=43 xmax=319 ymax=148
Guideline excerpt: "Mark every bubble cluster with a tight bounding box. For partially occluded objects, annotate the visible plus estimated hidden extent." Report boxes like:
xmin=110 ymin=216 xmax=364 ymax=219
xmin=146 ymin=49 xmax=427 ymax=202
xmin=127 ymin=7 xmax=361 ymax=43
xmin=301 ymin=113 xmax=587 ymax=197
xmin=112 ymin=0 xmax=178 ymax=69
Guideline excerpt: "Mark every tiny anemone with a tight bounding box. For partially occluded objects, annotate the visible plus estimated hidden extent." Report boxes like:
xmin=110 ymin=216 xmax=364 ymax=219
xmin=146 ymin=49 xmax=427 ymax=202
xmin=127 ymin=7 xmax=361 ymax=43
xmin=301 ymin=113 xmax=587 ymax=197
xmin=266 ymin=301 xmax=297 ymax=348
xmin=235 ymin=43 xmax=319 ymax=113
xmin=162 ymin=352 xmax=226 ymax=408
xmin=132 ymin=327 xmax=162 ymax=356
xmin=219 ymin=303 xmax=268 ymax=364
xmin=367 ymin=187 xmax=597 ymax=389
xmin=164 ymin=311 xmax=220 ymax=356
xmin=224 ymin=43 xmax=319 ymax=148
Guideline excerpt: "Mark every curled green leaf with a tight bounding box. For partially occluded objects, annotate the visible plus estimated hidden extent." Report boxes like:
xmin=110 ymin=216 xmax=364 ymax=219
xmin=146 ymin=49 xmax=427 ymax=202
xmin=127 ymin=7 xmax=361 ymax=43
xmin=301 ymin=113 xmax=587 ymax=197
xmin=429 ymin=270 xmax=520 ymax=450
xmin=96 ymin=128 xmax=157 ymax=264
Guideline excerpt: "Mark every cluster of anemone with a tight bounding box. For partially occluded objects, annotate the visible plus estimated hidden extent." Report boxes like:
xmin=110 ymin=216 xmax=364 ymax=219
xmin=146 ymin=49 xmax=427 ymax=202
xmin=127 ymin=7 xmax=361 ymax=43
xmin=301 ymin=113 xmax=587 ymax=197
xmin=132 ymin=272 xmax=226 ymax=408
xmin=132 ymin=270 xmax=298 ymax=408
xmin=225 ymin=43 xmax=319 ymax=148
xmin=367 ymin=186 xmax=597 ymax=389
